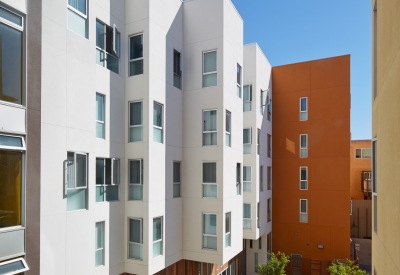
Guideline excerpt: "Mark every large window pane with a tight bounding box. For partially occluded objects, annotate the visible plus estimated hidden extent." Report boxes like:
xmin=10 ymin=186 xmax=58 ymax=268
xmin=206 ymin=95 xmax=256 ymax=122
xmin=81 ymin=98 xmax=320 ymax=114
xmin=0 ymin=7 xmax=22 ymax=26
xmin=130 ymin=35 xmax=143 ymax=60
xmin=67 ymin=9 xmax=87 ymax=38
xmin=153 ymin=102 xmax=163 ymax=143
xmin=129 ymin=60 xmax=144 ymax=76
xmin=0 ymin=23 xmax=22 ymax=104
xmin=66 ymin=189 xmax=86 ymax=211
xmin=203 ymin=163 xmax=216 ymax=183
xmin=129 ymin=219 xmax=143 ymax=260
xmin=203 ymin=73 xmax=217 ymax=88
xmin=68 ymin=0 xmax=86 ymax=15
xmin=129 ymin=102 xmax=143 ymax=142
xmin=204 ymin=214 xmax=217 ymax=235
xmin=96 ymin=21 xmax=105 ymax=49
xmin=203 ymin=184 xmax=217 ymax=198
xmin=96 ymin=94 xmax=105 ymax=139
xmin=95 ymin=222 xmax=104 ymax=267
xmin=204 ymin=51 xmax=217 ymax=73
xmin=0 ymin=150 xmax=22 ymax=228
xmin=76 ymin=154 xmax=87 ymax=187
xmin=153 ymin=218 xmax=163 ymax=257
xmin=203 ymin=110 xmax=217 ymax=146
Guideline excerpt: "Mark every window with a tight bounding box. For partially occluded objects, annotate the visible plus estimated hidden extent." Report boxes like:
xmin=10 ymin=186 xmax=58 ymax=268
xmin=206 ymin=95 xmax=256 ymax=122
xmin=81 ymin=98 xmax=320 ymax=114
xmin=173 ymin=162 xmax=181 ymax=198
xmin=226 ymin=110 xmax=231 ymax=147
xmin=203 ymin=110 xmax=217 ymax=146
xmin=267 ymin=94 xmax=272 ymax=121
xmin=0 ymin=258 xmax=29 ymax=274
xmin=257 ymin=202 xmax=260 ymax=228
xmin=225 ymin=212 xmax=231 ymax=248
xmin=203 ymin=162 xmax=217 ymax=198
xmin=257 ymin=129 xmax=260 ymax=155
xmin=96 ymin=158 xmax=119 ymax=202
xmin=0 ymin=6 xmax=23 ymax=105
xmin=372 ymin=140 xmax=377 ymax=193
xmin=267 ymin=166 xmax=272 ymax=190
xmin=243 ymin=166 xmax=251 ymax=192
xmin=95 ymin=221 xmax=105 ymax=267
xmin=65 ymin=152 xmax=88 ymax=211
xmin=129 ymin=159 xmax=143 ymax=201
xmin=96 ymin=20 xmax=120 ymax=74
xmin=267 ymin=134 xmax=272 ymax=158
xmin=243 ymin=203 xmax=251 ymax=229
xmin=374 ymin=195 xmax=377 ymax=233
xmin=291 ymin=254 xmax=302 ymax=270
xmin=250 ymin=239 xmax=253 ymax=249
xmin=300 ymin=134 xmax=307 ymax=158
xmin=96 ymin=93 xmax=105 ymax=139
xmin=237 ymin=64 xmax=242 ymax=97
xmin=67 ymin=0 xmax=87 ymax=38
xmin=236 ymin=163 xmax=241 ymax=195
xmin=300 ymin=199 xmax=307 ymax=223
xmin=260 ymin=90 xmax=268 ymax=115
xmin=243 ymin=85 xmax=252 ymax=111
xmin=255 ymin=253 xmax=258 ymax=272
xmin=203 ymin=51 xmax=217 ymax=87
xmin=129 ymin=218 xmax=143 ymax=260
xmin=300 ymin=97 xmax=308 ymax=121
xmin=267 ymin=198 xmax=272 ymax=222
xmin=243 ymin=128 xmax=251 ymax=154
xmin=355 ymin=148 xmax=372 ymax=158
xmin=153 ymin=102 xmax=163 ymax=143
xmin=0 ymin=135 xmax=25 ymax=228
xmin=173 ymin=50 xmax=182 ymax=89
xmin=203 ymin=213 xmax=217 ymax=250
xmin=258 ymin=237 xmax=262 ymax=250
xmin=129 ymin=34 xmax=144 ymax=76
xmin=267 ymin=233 xmax=272 ymax=259
xmin=129 ymin=101 xmax=143 ymax=142
xmin=300 ymin=167 xmax=307 ymax=190
xmin=259 ymin=166 xmax=263 ymax=192
xmin=153 ymin=217 xmax=163 ymax=258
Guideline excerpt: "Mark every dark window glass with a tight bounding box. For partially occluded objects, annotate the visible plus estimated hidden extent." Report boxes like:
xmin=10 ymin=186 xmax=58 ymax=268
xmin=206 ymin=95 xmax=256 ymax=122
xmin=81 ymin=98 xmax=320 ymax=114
xmin=174 ymin=51 xmax=180 ymax=75
xmin=203 ymin=163 xmax=216 ymax=183
xmin=130 ymin=35 xmax=143 ymax=60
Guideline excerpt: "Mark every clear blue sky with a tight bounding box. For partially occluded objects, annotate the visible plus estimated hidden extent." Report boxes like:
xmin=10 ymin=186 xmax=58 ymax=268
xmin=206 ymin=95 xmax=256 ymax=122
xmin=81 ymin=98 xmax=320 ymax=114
xmin=231 ymin=0 xmax=372 ymax=140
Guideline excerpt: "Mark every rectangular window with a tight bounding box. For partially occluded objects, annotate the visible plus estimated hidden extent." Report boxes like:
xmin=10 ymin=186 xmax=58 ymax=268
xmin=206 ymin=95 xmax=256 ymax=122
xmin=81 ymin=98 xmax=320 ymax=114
xmin=203 ymin=162 xmax=217 ymax=198
xmin=67 ymin=0 xmax=87 ymax=38
xmin=267 ymin=198 xmax=272 ymax=222
xmin=129 ymin=218 xmax=143 ymax=260
xmin=0 ymin=135 xmax=24 ymax=228
xmin=257 ymin=202 xmax=260 ymax=228
xmin=95 ymin=221 xmax=105 ymax=267
xmin=267 ymin=134 xmax=272 ymax=158
xmin=260 ymin=90 xmax=268 ymax=115
xmin=291 ymin=254 xmax=302 ymax=269
xmin=129 ymin=34 xmax=144 ymax=76
xmin=243 ymin=85 xmax=252 ymax=111
xmin=173 ymin=50 xmax=181 ymax=89
xmin=236 ymin=163 xmax=241 ymax=195
xmin=356 ymin=148 xmax=372 ymax=158
xmin=129 ymin=101 xmax=143 ymax=142
xmin=0 ymin=7 xmax=23 ymax=105
xmin=267 ymin=166 xmax=272 ymax=190
xmin=96 ymin=93 xmax=105 ymax=139
xmin=0 ymin=258 xmax=29 ymax=274
xmin=65 ymin=152 xmax=88 ymax=211
xmin=129 ymin=159 xmax=143 ymax=201
xmin=300 ymin=134 xmax=307 ymax=158
xmin=243 ymin=203 xmax=251 ymax=229
xmin=259 ymin=166 xmax=263 ymax=191
xmin=173 ymin=162 xmax=181 ymax=198
xmin=300 ymin=97 xmax=308 ymax=121
xmin=243 ymin=128 xmax=251 ymax=154
xmin=257 ymin=129 xmax=260 ymax=155
xmin=250 ymin=239 xmax=253 ymax=249
xmin=372 ymin=140 xmax=377 ymax=193
xmin=300 ymin=199 xmax=308 ymax=223
xmin=237 ymin=64 xmax=242 ymax=97
xmin=153 ymin=217 xmax=163 ymax=258
xmin=258 ymin=237 xmax=262 ymax=249
xmin=225 ymin=212 xmax=231 ymax=248
xmin=267 ymin=233 xmax=272 ymax=259
xmin=203 ymin=51 xmax=217 ymax=87
xmin=203 ymin=110 xmax=217 ymax=146
xmin=96 ymin=20 xmax=120 ymax=74
xmin=243 ymin=166 xmax=252 ymax=192
xmin=153 ymin=102 xmax=163 ymax=143
xmin=300 ymin=167 xmax=307 ymax=190
xmin=203 ymin=213 xmax=217 ymax=250
xmin=255 ymin=253 xmax=258 ymax=272
xmin=226 ymin=110 xmax=231 ymax=147
xmin=374 ymin=195 xmax=377 ymax=233
xmin=267 ymin=93 xmax=272 ymax=121
xmin=95 ymin=158 xmax=119 ymax=202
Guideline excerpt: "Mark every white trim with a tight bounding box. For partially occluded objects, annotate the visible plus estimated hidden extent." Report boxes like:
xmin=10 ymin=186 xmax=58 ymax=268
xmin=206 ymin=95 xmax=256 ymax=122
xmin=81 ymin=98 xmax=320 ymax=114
xmin=355 ymin=148 xmax=372 ymax=158
xmin=0 ymin=5 xmax=24 ymax=31
xmin=202 ymin=50 xmax=218 ymax=87
xmin=95 ymin=221 xmax=105 ymax=267
xmin=0 ymin=134 xmax=26 ymax=150
xmin=243 ymin=203 xmax=252 ymax=229
xmin=300 ymin=199 xmax=308 ymax=223
xmin=202 ymin=109 xmax=218 ymax=146
xmin=0 ymin=257 xmax=29 ymax=274
xmin=300 ymin=134 xmax=308 ymax=158
xmin=153 ymin=101 xmax=164 ymax=143
xmin=66 ymin=0 xmax=87 ymax=18
xmin=243 ymin=128 xmax=252 ymax=145
xmin=300 ymin=97 xmax=308 ymax=121
xmin=243 ymin=165 xmax=252 ymax=192
xmin=128 ymin=217 xmax=143 ymax=260
xmin=202 ymin=212 xmax=217 ymax=250
xmin=128 ymin=33 xmax=144 ymax=76
xmin=300 ymin=166 xmax=308 ymax=190
xmin=128 ymin=100 xmax=144 ymax=142
xmin=202 ymin=161 xmax=217 ymax=198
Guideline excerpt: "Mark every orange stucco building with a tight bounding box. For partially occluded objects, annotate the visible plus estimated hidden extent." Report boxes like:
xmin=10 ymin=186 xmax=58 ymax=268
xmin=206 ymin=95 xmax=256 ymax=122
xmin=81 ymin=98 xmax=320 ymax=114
xmin=350 ymin=140 xmax=372 ymax=200
xmin=271 ymin=55 xmax=351 ymax=274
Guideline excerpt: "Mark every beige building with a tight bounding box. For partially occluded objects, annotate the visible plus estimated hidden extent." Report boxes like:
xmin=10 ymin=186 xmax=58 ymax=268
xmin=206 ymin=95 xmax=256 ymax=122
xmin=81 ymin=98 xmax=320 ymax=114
xmin=371 ymin=0 xmax=400 ymax=274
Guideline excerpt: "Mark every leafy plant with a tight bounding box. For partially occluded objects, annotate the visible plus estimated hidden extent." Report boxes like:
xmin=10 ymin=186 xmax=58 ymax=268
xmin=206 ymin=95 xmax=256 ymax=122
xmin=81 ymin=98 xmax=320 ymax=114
xmin=327 ymin=259 xmax=367 ymax=275
xmin=256 ymin=251 xmax=290 ymax=275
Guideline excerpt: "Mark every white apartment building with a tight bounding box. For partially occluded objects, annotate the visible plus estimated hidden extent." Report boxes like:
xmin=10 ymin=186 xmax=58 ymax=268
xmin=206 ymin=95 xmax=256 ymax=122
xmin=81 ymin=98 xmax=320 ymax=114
xmin=0 ymin=0 xmax=272 ymax=274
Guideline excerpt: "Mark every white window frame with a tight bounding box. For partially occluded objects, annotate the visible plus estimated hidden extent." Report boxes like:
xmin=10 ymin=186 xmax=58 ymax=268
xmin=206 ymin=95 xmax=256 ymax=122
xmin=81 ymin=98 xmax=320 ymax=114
xmin=95 ymin=158 xmax=120 ymax=202
xmin=129 ymin=100 xmax=143 ymax=142
xmin=243 ymin=85 xmax=252 ymax=112
xmin=237 ymin=64 xmax=242 ymax=98
xmin=300 ymin=134 xmax=308 ymax=158
xmin=260 ymin=89 xmax=268 ymax=115
xmin=243 ymin=128 xmax=252 ymax=154
xmin=236 ymin=163 xmax=241 ymax=195
xmin=152 ymin=216 xmax=163 ymax=258
xmin=355 ymin=148 xmax=372 ymax=159
xmin=0 ymin=134 xmax=26 ymax=151
xmin=300 ymin=199 xmax=308 ymax=223
xmin=225 ymin=212 xmax=231 ymax=248
xmin=129 ymin=33 xmax=144 ymax=76
xmin=173 ymin=161 xmax=181 ymax=198
xmin=203 ymin=213 xmax=217 ymax=250
xmin=128 ymin=217 xmax=143 ymax=260
xmin=243 ymin=166 xmax=252 ymax=192
xmin=173 ymin=49 xmax=182 ymax=89
xmin=0 ymin=5 xmax=24 ymax=31
xmin=65 ymin=152 xmax=88 ymax=191
xmin=96 ymin=19 xmax=120 ymax=73
xmin=95 ymin=221 xmax=105 ymax=267
xmin=225 ymin=110 xmax=231 ymax=147
xmin=300 ymin=167 xmax=308 ymax=190
xmin=67 ymin=0 xmax=87 ymax=19
xmin=202 ymin=50 xmax=217 ymax=87
xmin=202 ymin=161 xmax=217 ymax=198
xmin=202 ymin=109 xmax=218 ymax=146
xmin=153 ymin=101 xmax=164 ymax=143
xmin=243 ymin=203 xmax=252 ymax=229
xmin=257 ymin=129 xmax=260 ymax=155
xmin=96 ymin=93 xmax=105 ymax=139
xmin=300 ymin=97 xmax=308 ymax=121
xmin=128 ymin=159 xmax=143 ymax=201
xmin=0 ymin=257 xmax=29 ymax=274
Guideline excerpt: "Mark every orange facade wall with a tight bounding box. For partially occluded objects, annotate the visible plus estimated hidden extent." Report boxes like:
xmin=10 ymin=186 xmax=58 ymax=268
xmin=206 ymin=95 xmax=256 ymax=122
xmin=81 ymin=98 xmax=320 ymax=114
xmin=350 ymin=140 xmax=372 ymax=199
xmin=272 ymin=55 xmax=351 ymax=274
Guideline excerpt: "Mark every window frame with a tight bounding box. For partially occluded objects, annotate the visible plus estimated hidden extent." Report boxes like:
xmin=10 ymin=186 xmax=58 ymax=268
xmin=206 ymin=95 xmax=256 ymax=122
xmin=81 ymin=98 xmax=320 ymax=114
xmin=202 ymin=109 xmax=218 ymax=146
xmin=152 ymin=216 xmax=163 ymax=258
xmin=267 ymin=134 xmax=272 ymax=158
xmin=267 ymin=198 xmax=272 ymax=223
xmin=237 ymin=64 xmax=242 ymax=98
xmin=96 ymin=93 xmax=105 ymax=139
xmin=203 ymin=213 xmax=217 ymax=250
xmin=153 ymin=101 xmax=164 ymax=143
xmin=258 ymin=237 xmax=262 ymax=250
xmin=355 ymin=148 xmax=372 ymax=159
xmin=225 ymin=212 xmax=231 ymax=248
xmin=260 ymin=89 xmax=268 ymax=115
xmin=128 ymin=33 xmax=144 ymax=76
xmin=243 ymin=165 xmax=252 ymax=192
xmin=173 ymin=161 xmax=181 ymax=198
xmin=300 ymin=199 xmax=308 ymax=223
xmin=128 ymin=100 xmax=144 ymax=142
xmin=202 ymin=161 xmax=217 ymax=198
xmin=67 ymin=0 xmax=87 ymax=19
xmin=236 ymin=163 xmax=241 ymax=195
xmin=128 ymin=159 xmax=143 ymax=201
xmin=300 ymin=134 xmax=308 ymax=158
xmin=259 ymin=165 xmax=263 ymax=192
xmin=257 ymin=129 xmax=260 ymax=155
xmin=300 ymin=167 xmax=308 ymax=190
xmin=243 ymin=85 xmax=252 ymax=112
xmin=0 ymin=257 xmax=29 ymax=274
xmin=243 ymin=203 xmax=252 ymax=230
xmin=95 ymin=158 xmax=120 ymax=202
xmin=300 ymin=97 xmax=308 ymax=121
xmin=225 ymin=110 xmax=231 ymax=147
xmin=0 ymin=134 xmax=26 ymax=151
xmin=95 ymin=221 xmax=105 ymax=267
xmin=257 ymin=202 xmax=260 ymax=228
xmin=128 ymin=217 xmax=143 ymax=260
xmin=267 ymin=166 xmax=272 ymax=190
xmin=95 ymin=19 xmax=120 ymax=73
xmin=202 ymin=50 xmax=218 ymax=88
xmin=173 ymin=49 xmax=182 ymax=89
xmin=0 ymin=5 xmax=24 ymax=31
xmin=243 ymin=128 xmax=252 ymax=154
xmin=66 ymin=152 xmax=88 ymax=190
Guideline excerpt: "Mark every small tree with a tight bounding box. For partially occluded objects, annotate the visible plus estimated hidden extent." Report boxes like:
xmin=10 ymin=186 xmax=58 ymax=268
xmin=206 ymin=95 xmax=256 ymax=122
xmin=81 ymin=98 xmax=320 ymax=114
xmin=327 ymin=259 xmax=367 ymax=275
xmin=256 ymin=251 xmax=290 ymax=275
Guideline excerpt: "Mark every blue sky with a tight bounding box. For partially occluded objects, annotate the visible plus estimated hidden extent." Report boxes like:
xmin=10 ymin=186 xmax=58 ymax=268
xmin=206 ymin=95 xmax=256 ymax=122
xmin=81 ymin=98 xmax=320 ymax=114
xmin=231 ymin=0 xmax=372 ymax=140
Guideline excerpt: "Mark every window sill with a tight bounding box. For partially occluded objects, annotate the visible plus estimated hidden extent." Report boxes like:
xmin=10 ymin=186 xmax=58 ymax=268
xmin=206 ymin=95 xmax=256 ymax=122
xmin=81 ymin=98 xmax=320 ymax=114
xmin=66 ymin=209 xmax=88 ymax=213
xmin=0 ymin=100 xmax=25 ymax=109
xmin=127 ymin=257 xmax=143 ymax=262
xmin=0 ymin=226 xmax=25 ymax=234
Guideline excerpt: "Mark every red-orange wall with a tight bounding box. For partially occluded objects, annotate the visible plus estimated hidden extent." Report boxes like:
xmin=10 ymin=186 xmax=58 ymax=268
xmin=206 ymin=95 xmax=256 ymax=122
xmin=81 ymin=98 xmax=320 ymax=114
xmin=350 ymin=140 xmax=372 ymax=199
xmin=272 ymin=56 xmax=351 ymax=272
